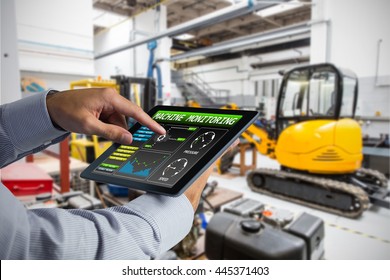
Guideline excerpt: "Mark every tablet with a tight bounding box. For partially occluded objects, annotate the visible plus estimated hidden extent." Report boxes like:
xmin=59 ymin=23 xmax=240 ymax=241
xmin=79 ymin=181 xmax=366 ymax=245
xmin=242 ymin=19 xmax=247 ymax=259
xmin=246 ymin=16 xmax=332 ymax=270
xmin=81 ymin=105 xmax=259 ymax=196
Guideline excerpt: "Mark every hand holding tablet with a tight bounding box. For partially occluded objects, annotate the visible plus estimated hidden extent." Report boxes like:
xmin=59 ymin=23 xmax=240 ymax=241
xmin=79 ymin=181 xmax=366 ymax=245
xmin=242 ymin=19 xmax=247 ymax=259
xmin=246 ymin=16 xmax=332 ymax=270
xmin=81 ymin=106 xmax=258 ymax=196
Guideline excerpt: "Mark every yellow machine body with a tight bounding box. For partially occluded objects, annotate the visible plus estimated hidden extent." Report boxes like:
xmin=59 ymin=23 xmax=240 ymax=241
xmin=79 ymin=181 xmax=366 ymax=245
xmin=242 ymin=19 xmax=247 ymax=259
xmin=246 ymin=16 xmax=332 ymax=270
xmin=241 ymin=125 xmax=276 ymax=159
xmin=69 ymin=78 xmax=119 ymax=92
xmin=69 ymin=78 xmax=118 ymax=162
xmin=275 ymin=118 xmax=363 ymax=174
xmin=186 ymin=100 xmax=202 ymax=108
xmin=70 ymin=134 xmax=112 ymax=163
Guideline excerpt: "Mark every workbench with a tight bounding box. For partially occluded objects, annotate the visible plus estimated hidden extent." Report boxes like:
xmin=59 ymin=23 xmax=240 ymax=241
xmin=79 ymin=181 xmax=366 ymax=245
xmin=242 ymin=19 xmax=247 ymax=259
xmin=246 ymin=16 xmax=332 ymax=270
xmin=363 ymin=147 xmax=390 ymax=177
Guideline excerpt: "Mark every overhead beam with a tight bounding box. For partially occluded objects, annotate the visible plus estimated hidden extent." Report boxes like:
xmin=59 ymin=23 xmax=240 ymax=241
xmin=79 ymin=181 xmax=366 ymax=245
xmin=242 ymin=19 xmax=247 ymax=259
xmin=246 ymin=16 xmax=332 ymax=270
xmin=167 ymin=1 xmax=230 ymax=27
xmin=174 ymin=39 xmax=310 ymax=69
xmin=227 ymin=27 xmax=248 ymax=36
xmin=261 ymin=16 xmax=283 ymax=27
xmin=95 ymin=0 xmax=287 ymax=59
xmin=171 ymin=22 xmax=310 ymax=61
xmin=194 ymin=14 xmax=261 ymax=38
xmin=93 ymin=2 xmax=133 ymax=16
xmin=193 ymin=5 xmax=311 ymax=40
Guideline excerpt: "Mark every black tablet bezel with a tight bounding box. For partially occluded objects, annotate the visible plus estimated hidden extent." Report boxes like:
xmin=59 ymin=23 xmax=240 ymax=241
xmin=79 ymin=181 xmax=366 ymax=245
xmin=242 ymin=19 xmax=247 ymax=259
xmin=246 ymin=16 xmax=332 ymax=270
xmin=80 ymin=105 xmax=259 ymax=196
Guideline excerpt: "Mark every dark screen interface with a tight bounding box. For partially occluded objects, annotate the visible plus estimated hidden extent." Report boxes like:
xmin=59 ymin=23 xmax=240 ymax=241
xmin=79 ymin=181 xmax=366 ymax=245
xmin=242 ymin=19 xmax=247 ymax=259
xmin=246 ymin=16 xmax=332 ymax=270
xmin=93 ymin=110 xmax=243 ymax=187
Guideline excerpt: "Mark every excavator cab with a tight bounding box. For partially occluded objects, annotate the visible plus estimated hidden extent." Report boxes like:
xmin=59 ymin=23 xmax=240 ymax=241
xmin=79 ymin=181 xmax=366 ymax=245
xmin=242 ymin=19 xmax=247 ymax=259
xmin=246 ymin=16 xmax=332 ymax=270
xmin=276 ymin=63 xmax=358 ymax=135
xmin=274 ymin=64 xmax=362 ymax=174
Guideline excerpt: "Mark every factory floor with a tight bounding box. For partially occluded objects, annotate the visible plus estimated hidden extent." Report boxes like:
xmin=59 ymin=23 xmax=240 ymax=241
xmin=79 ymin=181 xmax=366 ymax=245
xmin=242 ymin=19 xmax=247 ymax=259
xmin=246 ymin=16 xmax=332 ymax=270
xmin=208 ymin=152 xmax=390 ymax=260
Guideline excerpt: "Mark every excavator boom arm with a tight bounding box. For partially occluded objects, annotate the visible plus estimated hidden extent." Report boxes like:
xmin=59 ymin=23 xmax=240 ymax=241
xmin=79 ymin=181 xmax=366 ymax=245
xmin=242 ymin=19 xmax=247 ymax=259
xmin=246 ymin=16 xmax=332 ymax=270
xmin=242 ymin=124 xmax=276 ymax=159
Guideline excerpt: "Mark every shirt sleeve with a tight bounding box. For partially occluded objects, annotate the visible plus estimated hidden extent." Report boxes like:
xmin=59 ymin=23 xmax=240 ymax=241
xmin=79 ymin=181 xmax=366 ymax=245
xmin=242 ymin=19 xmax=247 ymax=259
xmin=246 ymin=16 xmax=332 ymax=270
xmin=0 ymin=91 xmax=194 ymax=259
xmin=0 ymin=185 xmax=194 ymax=259
xmin=0 ymin=90 xmax=69 ymax=168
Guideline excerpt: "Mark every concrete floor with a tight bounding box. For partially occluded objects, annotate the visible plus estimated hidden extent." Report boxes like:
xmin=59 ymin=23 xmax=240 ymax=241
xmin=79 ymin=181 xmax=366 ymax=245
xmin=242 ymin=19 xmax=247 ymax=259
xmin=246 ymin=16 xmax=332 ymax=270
xmin=208 ymin=152 xmax=390 ymax=260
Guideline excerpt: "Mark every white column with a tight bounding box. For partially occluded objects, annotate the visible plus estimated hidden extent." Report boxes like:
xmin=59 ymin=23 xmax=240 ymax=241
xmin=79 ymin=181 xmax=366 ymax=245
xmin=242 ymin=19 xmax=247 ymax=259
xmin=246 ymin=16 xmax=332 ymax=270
xmin=310 ymin=0 xmax=329 ymax=63
xmin=1 ymin=0 xmax=22 ymax=104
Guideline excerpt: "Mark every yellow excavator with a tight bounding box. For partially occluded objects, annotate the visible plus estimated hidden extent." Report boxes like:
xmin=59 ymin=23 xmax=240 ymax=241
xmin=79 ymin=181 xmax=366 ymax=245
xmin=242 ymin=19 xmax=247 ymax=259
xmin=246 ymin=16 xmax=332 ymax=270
xmin=192 ymin=63 xmax=389 ymax=218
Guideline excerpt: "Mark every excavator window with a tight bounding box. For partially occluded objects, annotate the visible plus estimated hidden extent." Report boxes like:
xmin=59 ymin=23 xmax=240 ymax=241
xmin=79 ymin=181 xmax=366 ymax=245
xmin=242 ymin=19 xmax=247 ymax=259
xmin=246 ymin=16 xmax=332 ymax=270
xmin=281 ymin=69 xmax=309 ymax=117
xmin=340 ymin=76 xmax=357 ymax=117
xmin=276 ymin=63 xmax=358 ymax=137
xmin=308 ymin=71 xmax=336 ymax=116
xmin=280 ymin=69 xmax=337 ymax=118
xmin=278 ymin=66 xmax=340 ymax=119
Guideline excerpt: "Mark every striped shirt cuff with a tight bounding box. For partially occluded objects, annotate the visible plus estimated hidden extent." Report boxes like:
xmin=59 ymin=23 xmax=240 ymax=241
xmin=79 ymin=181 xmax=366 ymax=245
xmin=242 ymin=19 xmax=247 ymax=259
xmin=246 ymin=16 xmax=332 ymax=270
xmin=3 ymin=91 xmax=68 ymax=152
xmin=126 ymin=193 xmax=194 ymax=253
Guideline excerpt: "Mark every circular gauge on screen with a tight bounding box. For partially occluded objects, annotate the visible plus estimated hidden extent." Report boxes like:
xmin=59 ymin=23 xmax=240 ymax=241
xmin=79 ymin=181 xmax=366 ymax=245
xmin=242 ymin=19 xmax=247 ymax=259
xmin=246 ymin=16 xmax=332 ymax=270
xmin=162 ymin=158 xmax=188 ymax=177
xmin=156 ymin=134 xmax=168 ymax=142
xmin=190 ymin=131 xmax=216 ymax=150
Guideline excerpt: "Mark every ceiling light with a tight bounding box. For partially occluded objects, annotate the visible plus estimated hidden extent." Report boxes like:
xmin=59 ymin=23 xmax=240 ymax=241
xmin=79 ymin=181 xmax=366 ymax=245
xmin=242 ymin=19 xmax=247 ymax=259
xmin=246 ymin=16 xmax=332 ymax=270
xmin=93 ymin=8 xmax=127 ymax=28
xmin=174 ymin=33 xmax=195 ymax=41
xmin=256 ymin=0 xmax=304 ymax=18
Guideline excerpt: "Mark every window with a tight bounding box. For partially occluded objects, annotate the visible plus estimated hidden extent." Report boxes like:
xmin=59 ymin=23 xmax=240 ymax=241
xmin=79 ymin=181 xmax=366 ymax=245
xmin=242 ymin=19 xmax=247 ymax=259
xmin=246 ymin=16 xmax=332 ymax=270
xmin=308 ymin=71 xmax=336 ymax=116
xmin=340 ymin=76 xmax=356 ymax=117
xmin=281 ymin=70 xmax=309 ymax=117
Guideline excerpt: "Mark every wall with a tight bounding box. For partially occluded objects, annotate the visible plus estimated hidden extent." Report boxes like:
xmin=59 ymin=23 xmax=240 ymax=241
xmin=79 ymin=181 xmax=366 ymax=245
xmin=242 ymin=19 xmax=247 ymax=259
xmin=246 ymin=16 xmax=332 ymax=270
xmin=94 ymin=19 xmax=135 ymax=78
xmin=1 ymin=0 xmax=22 ymax=104
xmin=311 ymin=0 xmax=390 ymax=137
xmin=15 ymin=0 xmax=94 ymax=76
xmin=21 ymin=71 xmax=90 ymax=93
xmin=311 ymin=0 xmax=390 ymax=78
xmin=182 ymin=57 xmax=251 ymax=97
xmin=94 ymin=6 xmax=172 ymax=103
xmin=180 ymin=47 xmax=310 ymax=115
xmin=3 ymin=0 xmax=95 ymax=98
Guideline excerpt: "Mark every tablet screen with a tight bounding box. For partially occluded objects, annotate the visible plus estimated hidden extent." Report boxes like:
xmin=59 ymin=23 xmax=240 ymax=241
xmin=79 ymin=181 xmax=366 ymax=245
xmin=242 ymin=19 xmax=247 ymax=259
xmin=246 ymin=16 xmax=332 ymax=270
xmin=92 ymin=109 xmax=243 ymax=188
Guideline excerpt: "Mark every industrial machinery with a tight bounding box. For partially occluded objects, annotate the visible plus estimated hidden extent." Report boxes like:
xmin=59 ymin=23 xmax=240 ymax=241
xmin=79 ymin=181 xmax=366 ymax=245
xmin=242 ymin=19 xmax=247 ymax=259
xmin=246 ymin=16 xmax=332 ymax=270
xmin=206 ymin=198 xmax=324 ymax=260
xmin=240 ymin=63 xmax=389 ymax=218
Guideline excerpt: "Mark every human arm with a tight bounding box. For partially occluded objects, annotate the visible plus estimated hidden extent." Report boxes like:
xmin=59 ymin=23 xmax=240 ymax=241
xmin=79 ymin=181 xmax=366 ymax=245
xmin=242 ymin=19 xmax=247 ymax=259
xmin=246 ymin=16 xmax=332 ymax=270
xmin=0 ymin=88 xmax=207 ymax=259
xmin=0 ymin=87 xmax=165 ymax=168
xmin=0 ymin=91 xmax=69 ymax=168
xmin=0 ymin=183 xmax=194 ymax=259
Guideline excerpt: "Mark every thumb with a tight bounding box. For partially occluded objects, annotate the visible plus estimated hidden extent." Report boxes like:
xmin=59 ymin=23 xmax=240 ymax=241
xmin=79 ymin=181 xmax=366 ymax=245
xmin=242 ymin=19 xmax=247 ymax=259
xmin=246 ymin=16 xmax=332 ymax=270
xmin=87 ymin=118 xmax=133 ymax=144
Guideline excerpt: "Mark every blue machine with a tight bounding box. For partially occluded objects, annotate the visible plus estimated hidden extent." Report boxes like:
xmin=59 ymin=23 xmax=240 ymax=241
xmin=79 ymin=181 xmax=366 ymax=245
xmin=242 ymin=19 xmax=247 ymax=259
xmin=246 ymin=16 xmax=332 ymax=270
xmin=147 ymin=40 xmax=163 ymax=103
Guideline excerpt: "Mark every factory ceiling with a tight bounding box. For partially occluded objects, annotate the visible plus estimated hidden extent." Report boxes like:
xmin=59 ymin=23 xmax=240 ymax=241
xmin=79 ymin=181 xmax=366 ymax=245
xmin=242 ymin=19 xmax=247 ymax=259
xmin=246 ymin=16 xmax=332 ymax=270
xmin=93 ymin=0 xmax=312 ymax=65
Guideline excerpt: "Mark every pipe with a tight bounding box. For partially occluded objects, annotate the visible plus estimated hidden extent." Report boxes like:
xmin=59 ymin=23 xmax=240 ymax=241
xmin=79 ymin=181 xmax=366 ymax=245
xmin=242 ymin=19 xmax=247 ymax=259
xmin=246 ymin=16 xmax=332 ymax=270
xmin=154 ymin=63 xmax=163 ymax=101
xmin=95 ymin=0 xmax=286 ymax=59
xmin=171 ymin=22 xmax=310 ymax=61
xmin=375 ymin=39 xmax=382 ymax=86
xmin=130 ymin=28 xmax=152 ymax=76
xmin=375 ymin=38 xmax=389 ymax=87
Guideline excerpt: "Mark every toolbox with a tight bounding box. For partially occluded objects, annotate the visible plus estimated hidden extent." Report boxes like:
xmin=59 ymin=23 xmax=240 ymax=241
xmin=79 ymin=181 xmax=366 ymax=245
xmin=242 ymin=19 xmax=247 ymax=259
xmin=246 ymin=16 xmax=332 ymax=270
xmin=1 ymin=163 xmax=53 ymax=196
